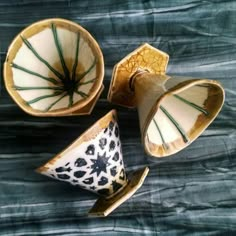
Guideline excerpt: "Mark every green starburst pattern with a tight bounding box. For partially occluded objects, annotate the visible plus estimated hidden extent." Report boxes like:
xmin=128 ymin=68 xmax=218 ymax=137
xmin=12 ymin=23 xmax=97 ymax=111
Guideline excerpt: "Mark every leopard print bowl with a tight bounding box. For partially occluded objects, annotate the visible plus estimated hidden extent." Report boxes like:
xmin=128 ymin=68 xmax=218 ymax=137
xmin=36 ymin=109 xmax=149 ymax=216
xmin=4 ymin=18 xmax=104 ymax=116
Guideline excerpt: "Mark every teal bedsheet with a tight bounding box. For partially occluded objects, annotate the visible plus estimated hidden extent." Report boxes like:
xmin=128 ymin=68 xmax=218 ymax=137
xmin=0 ymin=1 xmax=236 ymax=235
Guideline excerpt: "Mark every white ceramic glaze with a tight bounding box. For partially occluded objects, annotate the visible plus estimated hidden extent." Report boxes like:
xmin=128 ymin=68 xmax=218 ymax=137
xmin=133 ymin=72 xmax=225 ymax=157
xmin=147 ymin=82 xmax=208 ymax=146
xmin=4 ymin=18 xmax=104 ymax=116
xmin=12 ymin=27 xmax=96 ymax=111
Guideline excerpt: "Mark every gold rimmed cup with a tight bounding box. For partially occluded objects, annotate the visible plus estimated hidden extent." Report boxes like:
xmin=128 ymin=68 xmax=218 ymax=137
xmin=36 ymin=110 xmax=149 ymax=216
xmin=4 ymin=18 xmax=104 ymax=116
xmin=108 ymin=43 xmax=225 ymax=157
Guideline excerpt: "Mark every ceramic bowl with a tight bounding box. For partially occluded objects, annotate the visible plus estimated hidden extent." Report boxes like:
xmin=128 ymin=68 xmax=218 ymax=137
xmin=36 ymin=110 xmax=149 ymax=216
xmin=4 ymin=18 xmax=104 ymax=116
xmin=108 ymin=43 xmax=225 ymax=157
xmin=134 ymin=73 xmax=225 ymax=157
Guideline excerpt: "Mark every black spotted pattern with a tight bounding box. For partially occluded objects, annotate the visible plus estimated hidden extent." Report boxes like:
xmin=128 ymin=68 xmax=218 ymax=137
xmin=112 ymin=152 xmax=119 ymax=161
xmin=51 ymin=118 xmax=126 ymax=196
xmin=110 ymin=166 xmax=117 ymax=177
xmin=74 ymin=158 xmax=87 ymax=167
xmin=109 ymin=140 xmax=116 ymax=151
xmin=109 ymin=121 xmax=114 ymax=131
xmin=90 ymin=186 xmax=96 ymax=190
xmin=57 ymin=174 xmax=70 ymax=180
xmin=83 ymin=177 xmax=94 ymax=185
xmin=74 ymin=170 xmax=86 ymax=178
xmin=99 ymin=138 xmax=107 ymax=150
xmin=104 ymin=127 xmax=108 ymax=134
xmin=115 ymin=126 xmax=119 ymax=137
xmin=109 ymin=121 xmax=115 ymax=136
xmin=85 ymin=144 xmax=95 ymax=155
xmin=98 ymin=176 xmax=108 ymax=186
xmin=56 ymin=166 xmax=72 ymax=173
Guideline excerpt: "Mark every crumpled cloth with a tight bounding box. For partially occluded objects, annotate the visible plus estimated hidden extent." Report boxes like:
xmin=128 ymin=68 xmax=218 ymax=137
xmin=0 ymin=0 xmax=235 ymax=235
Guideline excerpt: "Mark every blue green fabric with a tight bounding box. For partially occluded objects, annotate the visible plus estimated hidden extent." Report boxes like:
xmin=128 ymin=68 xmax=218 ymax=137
xmin=0 ymin=0 xmax=236 ymax=235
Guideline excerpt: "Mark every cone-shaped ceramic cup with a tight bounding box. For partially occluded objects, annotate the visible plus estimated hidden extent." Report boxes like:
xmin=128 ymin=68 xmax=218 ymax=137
xmin=36 ymin=110 xmax=149 ymax=216
xmin=108 ymin=44 xmax=225 ymax=157
xmin=4 ymin=18 xmax=104 ymax=116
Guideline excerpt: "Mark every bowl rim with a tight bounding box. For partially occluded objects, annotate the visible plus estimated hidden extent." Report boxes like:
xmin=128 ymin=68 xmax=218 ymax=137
xmin=4 ymin=18 xmax=104 ymax=116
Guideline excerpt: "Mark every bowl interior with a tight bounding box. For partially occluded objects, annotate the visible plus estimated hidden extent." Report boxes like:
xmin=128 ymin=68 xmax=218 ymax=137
xmin=145 ymin=81 xmax=224 ymax=157
xmin=5 ymin=19 xmax=103 ymax=114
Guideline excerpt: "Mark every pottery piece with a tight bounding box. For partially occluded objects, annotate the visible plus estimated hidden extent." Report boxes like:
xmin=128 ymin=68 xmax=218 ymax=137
xmin=4 ymin=18 xmax=104 ymax=116
xmin=108 ymin=43 xmax=225 ymax=157
xmin=36 ymin=110 xmax=149 ymax=216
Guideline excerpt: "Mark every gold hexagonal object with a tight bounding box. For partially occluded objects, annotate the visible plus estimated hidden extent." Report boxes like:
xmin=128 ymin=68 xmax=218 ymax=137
xmin=107 ymin=43 xmax=169 ymax=108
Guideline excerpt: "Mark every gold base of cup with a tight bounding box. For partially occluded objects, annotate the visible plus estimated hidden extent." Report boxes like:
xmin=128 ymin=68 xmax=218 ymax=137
xmin=88 ymin=166 xmax=149 ymax=217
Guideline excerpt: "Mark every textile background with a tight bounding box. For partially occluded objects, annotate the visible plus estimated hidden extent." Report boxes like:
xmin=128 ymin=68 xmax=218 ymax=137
xmin=0 ymin=0 xmax=236 ymax=235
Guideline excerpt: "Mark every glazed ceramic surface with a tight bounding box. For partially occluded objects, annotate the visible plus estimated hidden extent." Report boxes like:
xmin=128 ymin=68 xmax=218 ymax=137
xmin=108 ymin=44 xmax=225 ymax=157
xmin=108 ymin=43 xmax=169 ymax=108
xmin=4 ymin=18 xmax=104 ymax=116
xmin=137 ymin=74 xmax=225 ymax=157
xmin=37 ymin=110 xmax=127 ymax=197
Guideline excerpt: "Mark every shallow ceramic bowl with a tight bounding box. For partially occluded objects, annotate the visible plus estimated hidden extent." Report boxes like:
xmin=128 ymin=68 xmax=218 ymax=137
xmin=4 ymin=18 xmax=104 ymax=116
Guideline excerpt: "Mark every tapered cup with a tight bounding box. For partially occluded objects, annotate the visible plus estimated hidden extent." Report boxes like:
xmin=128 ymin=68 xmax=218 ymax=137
xmin=36 ymin=110 xmax=149 ymax=216
xmin=108 ymin=44 xmax=225 ymax=157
